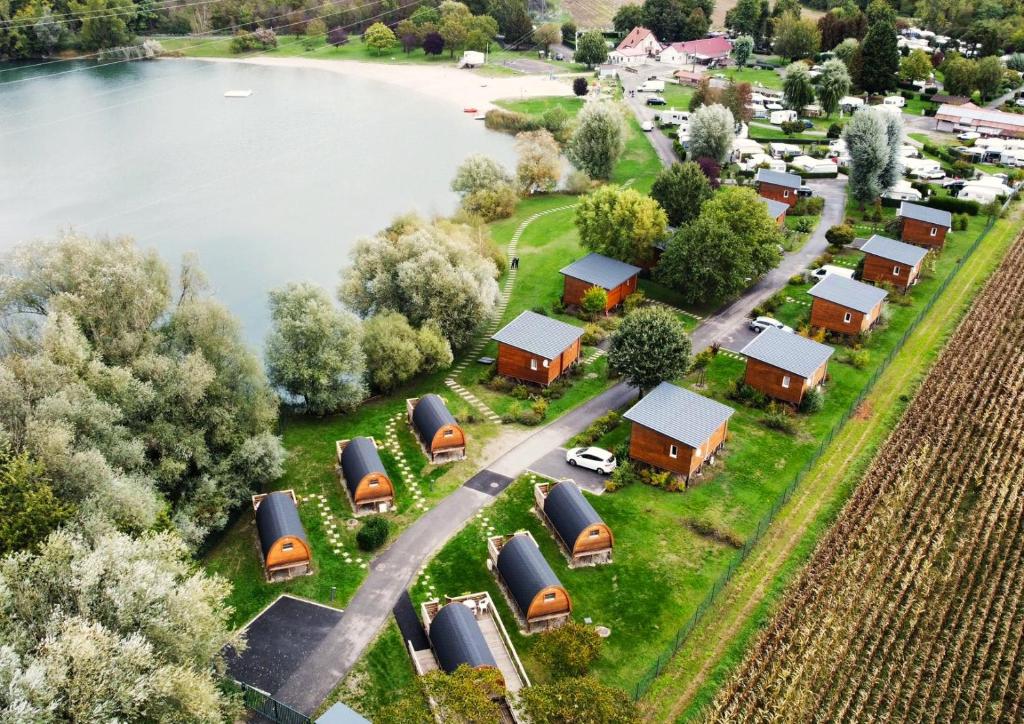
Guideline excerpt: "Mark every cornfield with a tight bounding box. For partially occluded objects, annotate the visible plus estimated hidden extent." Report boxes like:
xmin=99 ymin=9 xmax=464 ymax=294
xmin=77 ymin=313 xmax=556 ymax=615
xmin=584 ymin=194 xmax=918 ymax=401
xmin=706 ymin=231 xmax=1024 ymax=723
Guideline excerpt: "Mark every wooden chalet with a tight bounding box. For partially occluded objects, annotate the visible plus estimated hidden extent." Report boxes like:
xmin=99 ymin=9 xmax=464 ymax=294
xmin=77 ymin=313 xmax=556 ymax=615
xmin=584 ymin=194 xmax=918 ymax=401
xmin=491 ymin=311 xmax=583 ymax=386
xmin=560 ymin=253 xmax=642 ymax=311
xmin=488 ymin=532 xmax=571 ymax=633
xmin=407 ymin=394 xmax=465 ymax=463
xmin=859 ymin=234 xmax=928 ymax=291
xmin=762 ymin=197 xmax=789 ymax=227
xmin=898 ymin=202 xmax=952 ymax=248
xmin=534 ymin=480 xmax=613 ymax=566
xmin=755 ymin=168 xmax=803 ymax=207
xmin=740 ymin=327 xmax=834 ymax=405
xmin=252 ymin=490 xmax=312 ymax=581
xmin=336 ymin=437 xmax=395 ymax=516
xmin=623 ymin=382 xmax=735 ymax=482
xmin=808 ymin=274 xmax=888 ymax=335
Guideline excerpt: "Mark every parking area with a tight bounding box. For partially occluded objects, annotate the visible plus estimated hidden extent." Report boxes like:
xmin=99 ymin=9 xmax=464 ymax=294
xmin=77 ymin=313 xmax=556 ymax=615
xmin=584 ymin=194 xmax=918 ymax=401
xmin=226 ymin=595 xmax=344 ymax=698
xmin=528 ymin=447 xmax=610 ymax=494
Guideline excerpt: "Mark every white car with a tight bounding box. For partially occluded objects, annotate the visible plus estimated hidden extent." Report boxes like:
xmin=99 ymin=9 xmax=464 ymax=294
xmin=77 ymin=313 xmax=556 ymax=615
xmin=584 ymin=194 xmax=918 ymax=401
xmin=565 ymin=447 xmax=617 ymax=475
xmin=749 ymin=316 xmax=794 ymax=334
xmin=957 ymin=131 xmax=980 ymax=141
xmin=641 ymin=120 xmax=654 ymax=132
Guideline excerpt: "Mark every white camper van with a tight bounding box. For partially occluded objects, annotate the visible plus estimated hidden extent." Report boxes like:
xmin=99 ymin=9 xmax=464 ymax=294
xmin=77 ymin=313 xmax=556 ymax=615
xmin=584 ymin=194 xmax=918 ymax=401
xmin=639 ymin=79 xmax=666 ymax=93
xmin=770 ymin=109 xmax=798 ymax=125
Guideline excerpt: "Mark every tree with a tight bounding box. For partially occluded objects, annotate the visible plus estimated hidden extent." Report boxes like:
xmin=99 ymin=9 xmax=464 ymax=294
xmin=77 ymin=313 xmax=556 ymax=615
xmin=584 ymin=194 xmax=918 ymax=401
xmin=650 ymin=161 xmax=713 ymax=226
xmin=782 ymin=62 xmax=815 ymax=111
xmin=423 ymin=31 xmax=445 ymax=55
xmin=723 ymin=80 xmax=753 ymax=123
xmin=70 ymin=0 xmax=135 ymax=50
xmin=843 ymin=107 xmax=890 ymax=206
xmin=0 ymin=529 xmax=239 ymax=720
xmin=561 ymin=20 xmax=577 ymax=43
xmin=328 ymin=26 xmax=349 ymax=46
xmin=0 ymin=446 xmax=72 ymax=556
xmin=642 ymin=0 xmax=713 ymax=41
xmin=825 ymin=223 xmax=855 ymax=247
xmin=613 ymin=4 xmax=645 ymax=33
xmin=356 ymin=515 xmax=390 ymax=550
xmin=732 ymin=34 xmax=754 ymax=67
xmin=516 ymin=677 xmax=639 ymax=724
xmin=439 ymin=4 xmax=471 ymax=57
xmin=726 ymin=0 xmax=763 ymax=38
xmin=573 ymin=76 xmax=589 ymax=96
xmin=878 ymin=108 xmax=904 ymax=191
xmin=305 ymin=17 xmax=326 ymax=49
xmin=451 ymin=154 xmax=518 ymax=219
xmin=575 ymin=185 xmax=668 ymax=266
xmin=339 ymin=217 xmax=501 ymax=349
xmin=656 ymin=187 xmax=783 ymax=303
xmin=1007 ymin=52 xmax=1024 ymax=72
xmin=361 ymin=312 xmax=452 ymax=392
xmin=817 ymin=58 xmax=851 ymax=117
xmin=421 ymin=665 xmax=505 ymax=722
xmin=503 ymin=4 xmax=534 ymax=47
xmin=942 ymin=54 xmax=978 ymax=97
xmin=566 ymin=101 xmax=626 ymax=179
xmin=486 ymin=0 xmax=524 ymax=34
xmin=515 ymin=130 xmax=562 ymax=193
xmin=773 ymin=11 xmax=820 ymax=60
xmin=608 ymin=306 xmax=691 ymax=392
xmin=696 ymin=156 xmax=721 ymax=188
xmin=900 ymin=48 xmax=933 ymax=82
xmin=534 ymin=22 xmax=561 ymax=51
xmin=976 ymin=56 xmax=1004 ymax=101
xmin=833 ymin=37 xmax=859 ymax=70
xmin=363 ymin=21 xmax=396 ymax=55
xmin=857 ymin=2 xmax=899 ymax=93
xmin=688 ymin=103 xmax=735 ymax=164
xmin=534 ymin=621 xmax=603 ymax=678
xmin=575 ymin=29 xmax=608 ymax=67
xmin=396 ymin=19 xmax=421 ymax=53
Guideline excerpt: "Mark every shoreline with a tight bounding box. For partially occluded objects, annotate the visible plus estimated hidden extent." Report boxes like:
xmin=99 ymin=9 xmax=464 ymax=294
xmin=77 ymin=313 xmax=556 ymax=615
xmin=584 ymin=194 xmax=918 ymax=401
xmin=194 ymin=55 xmax=574 ymax=111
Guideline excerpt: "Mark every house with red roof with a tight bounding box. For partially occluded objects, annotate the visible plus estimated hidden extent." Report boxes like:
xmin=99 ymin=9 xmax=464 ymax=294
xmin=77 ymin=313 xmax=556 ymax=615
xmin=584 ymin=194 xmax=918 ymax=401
xmin=659 ymin=36 xmax=732 ymax=66
xmin=608 ymin=27 xmax=662 ymax=66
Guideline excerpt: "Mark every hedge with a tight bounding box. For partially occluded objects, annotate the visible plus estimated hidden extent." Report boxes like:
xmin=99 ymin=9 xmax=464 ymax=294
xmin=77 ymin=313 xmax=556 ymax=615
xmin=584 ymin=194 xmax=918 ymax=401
xmin=926 ymin=195 xmax=980 ymax=215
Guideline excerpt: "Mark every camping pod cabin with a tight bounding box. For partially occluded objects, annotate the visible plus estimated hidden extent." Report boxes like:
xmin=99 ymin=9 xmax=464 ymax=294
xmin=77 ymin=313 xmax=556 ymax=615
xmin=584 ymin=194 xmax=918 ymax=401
xmin=489 ymin=532 xmax=571 ymax=633
xmin=427 ymin=601 xmax=500 ymax=678
xmin=336 ymin=437 xmax=395 ymax=516
xmin=808 ymin=275 xmax=888 ymax=335
xmin=252 ymin=490 xmax=312 ymax=581
xmin=623 ymin=382 xmax=735 ymax=482
xmin=492 ymin=311 xmax=584 ymax=386
xmin=762 ymin=197 xmax=789 ymax=228
xmin=534 ymin=480 xmax=613 ymax=566
xmin=898 ymin=202 xmax=951 ymax=248
xmin=755 ymin=168 xmax=802 ymax=207
xmin=407 ymin=394 xmax=466 ymax=463
xmin=740 ymin=327 xmax=834 ymax=405
xmin=560 ymin=253 xmax=642 ymax=310
xmin=860 ymin=234 xmax=928 ymax=290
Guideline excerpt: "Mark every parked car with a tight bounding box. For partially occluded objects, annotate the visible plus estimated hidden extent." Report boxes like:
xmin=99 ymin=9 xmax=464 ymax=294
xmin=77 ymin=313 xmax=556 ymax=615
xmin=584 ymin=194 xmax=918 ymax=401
xmin=565 ymin=447 xmax=617 ymax=474
xmin=646 ymin=95 xmax=667 ymax=106
xmin=641 ymin=120 xmax=654 ymax=132
xmin=749 ymin=316 xmax=794 ymax=334
xmin=801 ymin=119 xmax=814 ymax=129
xmin=811 ymin=264 xmax=856 ymax=281
xmin=796 ymin=186 xmax=813 ymax=198
xmin=554 ymin=52 xmax=565 ymax=61
xmin=957 ymin=131 xmax=981 ymax=141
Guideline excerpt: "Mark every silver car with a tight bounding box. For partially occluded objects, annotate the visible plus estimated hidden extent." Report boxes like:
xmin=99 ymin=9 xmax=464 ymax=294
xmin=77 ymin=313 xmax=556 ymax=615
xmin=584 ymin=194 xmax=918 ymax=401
xmin=749 ymin=316 xmax=794 ymax=334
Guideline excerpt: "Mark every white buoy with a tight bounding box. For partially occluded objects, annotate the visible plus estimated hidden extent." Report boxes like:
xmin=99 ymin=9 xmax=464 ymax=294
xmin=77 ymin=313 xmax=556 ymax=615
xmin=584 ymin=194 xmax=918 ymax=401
xmin=224 ymin=89 xmax=253 ymax=98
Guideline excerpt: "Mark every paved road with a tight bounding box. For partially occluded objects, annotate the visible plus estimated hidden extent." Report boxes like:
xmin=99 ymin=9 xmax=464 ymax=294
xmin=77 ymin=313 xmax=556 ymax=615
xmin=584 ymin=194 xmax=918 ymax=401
xmin=529 ymin=448 xmax=613 ymax=494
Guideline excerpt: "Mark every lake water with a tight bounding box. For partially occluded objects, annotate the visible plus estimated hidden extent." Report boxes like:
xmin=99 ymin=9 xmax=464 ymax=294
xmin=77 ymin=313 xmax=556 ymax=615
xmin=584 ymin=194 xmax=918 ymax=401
xmin=0 ymin=59 xmax=518 ymax=345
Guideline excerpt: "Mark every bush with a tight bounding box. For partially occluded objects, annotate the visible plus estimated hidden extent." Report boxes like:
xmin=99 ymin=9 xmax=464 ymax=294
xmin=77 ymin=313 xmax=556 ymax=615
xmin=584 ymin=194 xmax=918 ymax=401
xmin=606 ymin=459 xmax=639 ymax=492
xmin=541 ymin=378 xmax=569 ymax=400
xmin=825 ymin=223 xmax=855 ymax=247
xmin=582 ymin=323 xmax=606 ymax=346
xmin=763 ymin=402 xmax=797 ymax=433
xmin=484 ymin=109 xmax=540 ymax=135
xmin=623 ymin=290 xmax=645 ymax=314
xmin=791 ymin=196 xmax=824 ymax=216
xmin=486 ymin=375 xmax=515 ymax=393
xmin=952 ymin=212 xmax=969 ymax=231
xmin=356 ymin=516 xmax=390 ymax=551
xmin=780 ymin=120 xmax=805 ymax=136
xmin=793 ymin=217 xmax=814 ymax=233
xmin=534 ymin=622 xmax=603 ymax=678
xmin=580 ymin=286 xmax=608 ymax=318
xmin=827 ymin=123 xmax=842 ymax=139
xmin=511 ymin=384 xmax=531 ymax=400
xmin=691 ymin=348 xmax=714 ymax=370
xmin=799 ymin=387 xmax=824 ymax=413
xmin=926 ymin=195 xmax=980 ymax=216
xmin=839 ymin=349 xmax=870 ymax=369
xmin=573 ymin=77 xmax=589 ymax=97
xmin=568 ymin=410 xmax=621 ymax=447
xmin=565 ymin=170 xmax=592 ymax=194
xmin=951 ymin=159 xmax=974 ymax=178
xmin=462 ymin=184 xmax=518 ymax=221
xmin=327 ymin=26 xmax=349 ymax=46
xmin=530 ymin=397 xmax=549 ymax=419
xmin=729 ymin=380 xmax=768 ymax=409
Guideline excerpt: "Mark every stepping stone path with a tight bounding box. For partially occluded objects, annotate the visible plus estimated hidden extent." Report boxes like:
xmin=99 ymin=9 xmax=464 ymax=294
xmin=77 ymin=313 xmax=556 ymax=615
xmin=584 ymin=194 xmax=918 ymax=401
xmin=649 ymin=299 xmax=703 ymax=321
xmin=718 ymin=350 xmax=746 ymax=361
xmin=785 ymin=296 xmax=811 ymax=307
xmin=583 ymin=347 xmax=607 ymax=365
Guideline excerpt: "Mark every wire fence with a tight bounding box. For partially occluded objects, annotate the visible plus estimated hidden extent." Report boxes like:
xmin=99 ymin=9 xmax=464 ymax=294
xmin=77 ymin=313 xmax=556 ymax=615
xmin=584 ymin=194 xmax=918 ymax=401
xmin=631 ymin=204 xmax=1006 ymax=702
xmin=229 ymin=680 xmax=311 ymax=724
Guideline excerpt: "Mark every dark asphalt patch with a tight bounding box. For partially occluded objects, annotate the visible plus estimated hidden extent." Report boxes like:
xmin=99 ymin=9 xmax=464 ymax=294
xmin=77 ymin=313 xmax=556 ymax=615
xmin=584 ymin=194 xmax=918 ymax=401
xmin=463 ymin=469 xmax=514 ymax=496
xmin=226 ymin=595 xmax=343 ymax=696
xmin=393 ymin=591 xmax=429 ymax=651
xmin=528 ymin=448 xmax=609 ymax=494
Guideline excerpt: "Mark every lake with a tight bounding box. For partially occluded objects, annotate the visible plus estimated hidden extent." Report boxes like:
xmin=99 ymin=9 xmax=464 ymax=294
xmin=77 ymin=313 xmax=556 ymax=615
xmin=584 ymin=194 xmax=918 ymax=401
xmin=0 ymin=58 xmax=518 ymax=345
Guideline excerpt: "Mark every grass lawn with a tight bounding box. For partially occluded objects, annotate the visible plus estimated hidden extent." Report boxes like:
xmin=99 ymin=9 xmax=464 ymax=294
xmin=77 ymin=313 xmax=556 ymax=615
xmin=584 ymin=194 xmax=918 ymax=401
xmin=713 ymin=67 xmax=783 ymax=90
xmin=495 ymin=96 xmax=585 ymax=116
xmin=662 ymin=82 xmax=694 ymax=110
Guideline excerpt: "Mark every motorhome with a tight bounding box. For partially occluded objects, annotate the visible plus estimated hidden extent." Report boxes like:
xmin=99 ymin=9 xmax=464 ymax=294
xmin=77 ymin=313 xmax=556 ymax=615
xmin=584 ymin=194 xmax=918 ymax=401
xmin=769 ymin=142 xmax=801 ymax=159
xmin=656 ymin=107 xmax=690 ymax=125
xmin=770 ymin=109 xmax=798 ymax=125
xmin=958 ymin=184 xmax=1008 ymax=203
xmin=881 ymin=180 xmax=923 ymax=202
xmin=639 ymin=79 xmax=666 ymax=93
xmin=790 ymin=155 xmax=838 ymax=175
xmin=840 ymin=96 xmax=865 ymax=112
xmin=458 ymin=51 xmax=485 ymax=68
xmin=902 ymin=157 xmax=944 ymax=180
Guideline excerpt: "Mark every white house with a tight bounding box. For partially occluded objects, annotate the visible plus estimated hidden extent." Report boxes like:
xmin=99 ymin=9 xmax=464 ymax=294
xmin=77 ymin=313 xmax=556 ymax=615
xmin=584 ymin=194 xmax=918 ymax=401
xmin=608 ymin=27 xmax=662 ymax=66
xmin=658 ymin=36 xmax=732 ymax=66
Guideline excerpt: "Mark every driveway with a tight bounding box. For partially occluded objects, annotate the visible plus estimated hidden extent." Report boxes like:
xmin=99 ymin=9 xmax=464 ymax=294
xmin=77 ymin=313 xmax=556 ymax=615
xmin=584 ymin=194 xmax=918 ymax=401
xmin=529 ymin=447 xmax=611 ymax=494
xmin=619 ymin=71 xmax=678 ymax=167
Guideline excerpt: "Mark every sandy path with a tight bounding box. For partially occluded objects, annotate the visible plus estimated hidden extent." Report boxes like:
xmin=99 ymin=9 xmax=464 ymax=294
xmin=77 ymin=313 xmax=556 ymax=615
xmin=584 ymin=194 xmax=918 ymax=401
xmin=200 ymin=56 xmax=573 ymax=111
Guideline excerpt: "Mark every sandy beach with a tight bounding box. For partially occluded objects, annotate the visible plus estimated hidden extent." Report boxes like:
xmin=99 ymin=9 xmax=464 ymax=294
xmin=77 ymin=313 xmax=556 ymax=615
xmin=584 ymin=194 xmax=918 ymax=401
xmin=200 ymin=56 xmax=574 ymax=111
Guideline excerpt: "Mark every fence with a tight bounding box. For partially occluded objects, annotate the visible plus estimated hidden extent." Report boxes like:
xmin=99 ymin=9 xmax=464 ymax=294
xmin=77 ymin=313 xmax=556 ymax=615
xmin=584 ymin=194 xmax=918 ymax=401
xmin=232 ymin=680 xmax=311 ymax=724
xmin=631 ymin=202 xmax=1008 ymax=702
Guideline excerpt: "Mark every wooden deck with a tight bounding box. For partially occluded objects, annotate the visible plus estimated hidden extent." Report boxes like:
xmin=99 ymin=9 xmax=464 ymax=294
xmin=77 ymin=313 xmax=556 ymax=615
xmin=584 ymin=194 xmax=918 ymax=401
xmin=478 ymin=614 xmax=526 ymax=693
xmin=411 ymin=648 xmax=438 ymax=675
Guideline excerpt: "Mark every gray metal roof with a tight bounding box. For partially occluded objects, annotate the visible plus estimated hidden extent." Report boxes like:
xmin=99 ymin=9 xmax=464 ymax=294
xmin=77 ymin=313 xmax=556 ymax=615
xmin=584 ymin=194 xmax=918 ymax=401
xmin=255 ymin=492 xmax=307 ymax=559
xmin=740 ymin=327 xmax=835 ymax=378
xmin=316 ymin=703 xmax=370 ymax=724
xmin=808 ymin=274 xmax=888 ymax=314
xmin=559 ymin=252 xmax=641 ymax=290
xmin=429 ymin=602 xmax=497 ymax=674
xmin=491 ymin=311 xmax=584 ymax=360
xmin=339 ymin=437 xmax=387 ymax=497
xmin=496 ymin=534 xmax=563 ymax=616
xmin=898 ymin=201 xmax=952 ymax=228
xmin=412 ymin=394 xmax=457 ymax=445
xmin=756 ymin=168 xmax=802 ymax=189
xmin=860 ymin=234 xmax=928 ymax=267
xmin=762 ymin=198 xmax=789 ymax=219
xmin=623 ymin=382 xmax=734 ymax=448
xmin=544 ymin=481 xmax=605 ymax=550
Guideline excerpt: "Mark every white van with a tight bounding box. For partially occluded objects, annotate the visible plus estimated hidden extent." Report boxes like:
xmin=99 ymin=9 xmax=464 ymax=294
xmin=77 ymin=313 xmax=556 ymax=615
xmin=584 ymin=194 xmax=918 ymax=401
xmin=840 ymin=96 xmax=865 ymax=111
xmin=884 ymin=95 xmax=906 ymax=108
xmin=770 ymin=109 xmax=798 ymax=125
xmin=639 ymin=79 xmax=665 ymax=93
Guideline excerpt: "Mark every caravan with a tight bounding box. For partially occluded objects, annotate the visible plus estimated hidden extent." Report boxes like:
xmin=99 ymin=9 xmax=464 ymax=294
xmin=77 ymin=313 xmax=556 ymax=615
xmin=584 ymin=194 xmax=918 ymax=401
xmin=790 ymin=155 xmax=838 ymax=175
xmin=902 ymin=157 xmax=945 ymax=180
xmin=769 ymin=109 xmax=797 ymax=125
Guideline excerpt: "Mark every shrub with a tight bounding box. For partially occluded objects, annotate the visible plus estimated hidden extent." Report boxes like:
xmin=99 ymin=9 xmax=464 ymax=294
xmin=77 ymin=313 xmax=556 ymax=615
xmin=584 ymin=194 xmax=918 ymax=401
xmin=568 ymin=411 xmax=621 ymax=447
xmin=530 ymin=397 xmax=549 ymax=419
xmin=486 ymin=375 xmax=515 ymax=393
xmin=484 ymin=109 xmax=540 ymax=135
xmin=825 ymin=224 xmax=855 ymax=247
xmin=462 ymin=184 xmax=518 ymax=221
xmin=606 ymin=460 xmax=639 ymax=492
xmin=729 ymin=380 xmax=769 ymax=409
xmin=763 ymin=402 xmax=797 ymax=433
xmin=926 ymin=196 xmax=979 ymax=216
xmin=791 ymin=196 xmax=824 ymax=216
xmin=580 ymin=286 xmax=608 ymax=318
xmin=952 ymin=213 xmax=969 ymax=231
xmin=799 ymin=386 xmax=824 ymax=414
xmin=789 ymin=273 xmax=805 ymax=284
xmin=827 ymin=123 xmax=842 ymax=139
xmin=951 ymin=159 xmax=974 ymax=178
xmin=793 ymin=217 xmax=814 ymax=233
xmin=327 ymin=26 xmax=349 ymax=46
xmin=534 ymin=622 xmax=602 ymax=678
xmin=511 ymin=384 xmax=531 ymax=400
xmin=623 ymin=290 xmax=645 ymax=314
xmin=542 ymin=379 xmax=569 ymax=400
xmin=691 ymin=348 xmax=714 ymax=370
xmin=839 ymin=349 xmax=870 ymax=369
xmin=573 ymin=77 xmax=589 ymax=97
xmin=565 ymin=170 xmax=592 ymax=194
xmin=581 ymin=323 xmax=606 ymax=346
xmin=356 ymin=516 xmax=390 ymax=551
xmin=780 ymin=120 xmax=805 ymax=136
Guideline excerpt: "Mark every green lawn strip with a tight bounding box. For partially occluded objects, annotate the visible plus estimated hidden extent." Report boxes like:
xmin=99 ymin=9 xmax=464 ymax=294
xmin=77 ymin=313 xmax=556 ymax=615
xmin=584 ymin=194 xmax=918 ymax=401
xmin=638 ymin=279 xmax=715 ymax=325
xmin=494 ymin=96 xmax=585 ymax=116
xmin=661 ymin=83 xmax=694 ymax=110
xmin=638 ymin=204 xmax=1024 ymax=721
xmin=713 ymin=67 xmax=783 ymax=90
xmin=782 ymin=212 xmax=821 ymax=252
xmin=614 ymin=113 xmax=664 ymax=191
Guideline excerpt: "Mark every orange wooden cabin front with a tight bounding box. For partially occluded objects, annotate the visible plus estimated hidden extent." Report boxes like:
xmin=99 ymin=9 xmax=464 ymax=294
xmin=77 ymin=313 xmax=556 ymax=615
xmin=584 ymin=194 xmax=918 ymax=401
xmin=562 ymin=274 xmax=638 ymax=311
xmin=744 ymin=357 xmax=827 ymax=405
xmin=861 ymin=253 xmax=922 ymax=290
xmin=628 ymin=420 xmax=729 ymax=479
xmin=900 ymin=217 xmax=948 ymax=248
xmin=497 ymin=339 xmax=581 ymax=386
xmin=810 ymin=297 xmax=883 ymax=335
xmin=758 ymin=181 xmax=798 ymax=207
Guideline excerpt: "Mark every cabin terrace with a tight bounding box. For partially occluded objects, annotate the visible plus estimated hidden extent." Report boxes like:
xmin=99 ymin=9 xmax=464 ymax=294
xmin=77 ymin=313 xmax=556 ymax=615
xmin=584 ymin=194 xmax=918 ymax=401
xmin=336 ymin=437 xmax=395 ymax=516
xmin=533 ymin=480 xmax=613 ymax=567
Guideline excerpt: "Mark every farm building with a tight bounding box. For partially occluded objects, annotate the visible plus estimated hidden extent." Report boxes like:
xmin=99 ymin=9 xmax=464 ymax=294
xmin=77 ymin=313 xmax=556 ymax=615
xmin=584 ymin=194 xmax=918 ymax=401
xmin=252 ymin=490 xmax=312 ymax=581
xmin=740 ymin=327 xmax=834 ymax=405
xmin=534 ymin=480 xmax=613 ymax=566
xmin=560 ymin=252 xmax=641 ymax=310
xmin=755 ymin=168 xmax=802 ymax=207
xmin=407 ymin=394 xmax=466 ymax=463
xmin=761 ymin=197 xmax=789 ymax=227
xmin=934 ymin=102 xmax=1024 ymax=138
xmin=491 ymin=311 xmax=583 ymax=386
xmin=860 ymin=234 xmax=928 ymax=290
xmin=658 ymin=36 xmax=732 ymax=65
xmin=898 ymin=202 xmax=952 ymax=248
xmin=489 ymin=532 xmax=572 ymax=633
xmin=336 ymin=437 xmax=395 ymax=516
xmin=808 ymin=275 xmax=888 ymax=335
xmin=623 ymin=381 xmax=735 ymax=482
xmin=608 ymin=26 xmax=662 ymax=65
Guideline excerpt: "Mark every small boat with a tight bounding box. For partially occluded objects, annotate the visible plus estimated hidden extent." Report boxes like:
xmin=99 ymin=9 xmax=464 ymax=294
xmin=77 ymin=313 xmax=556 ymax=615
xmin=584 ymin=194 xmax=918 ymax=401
xmin=224 ymin=89 xmax=253 ymax=98
xmin=474 ymin=113 xmax=486 ymax=120
xmin=463 ymin=107 xmax=478 ymax=114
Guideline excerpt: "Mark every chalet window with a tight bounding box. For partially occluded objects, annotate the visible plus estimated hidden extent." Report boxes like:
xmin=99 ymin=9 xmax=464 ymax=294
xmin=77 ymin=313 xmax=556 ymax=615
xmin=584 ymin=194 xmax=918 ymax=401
xmin=282 ymin=542 xmax=294 ymax=551
xmin=893 ymin=265 xmax=902 ymax=276
xmin=783 ymin=189 xmax=790 ymax=198
xmin=695 ymin=446 xmax=702 ymax=457
xmin=543 ymin=592 xmax=556 ymax=602
xmin=443 ymin=429 xmax=453 ymax=437
xmin=589 ymin=529 xmax=601 ymax=537
xmin=669 ymin=444 xmax=679 ymax=458
xmin=929 ymin=226 xmax=937 ymax=237
xmin=542 ymin=359 xmax=550 ymax=368
xmin=530 ymin=358 xmax=538 ymax=371
xmin=369 ymin=478 xmax=379 ymax=487
xmin=781 ymin=375 xmax=791 ymax=389
xmin=844 ymin=312 xmax=852 ymax=323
